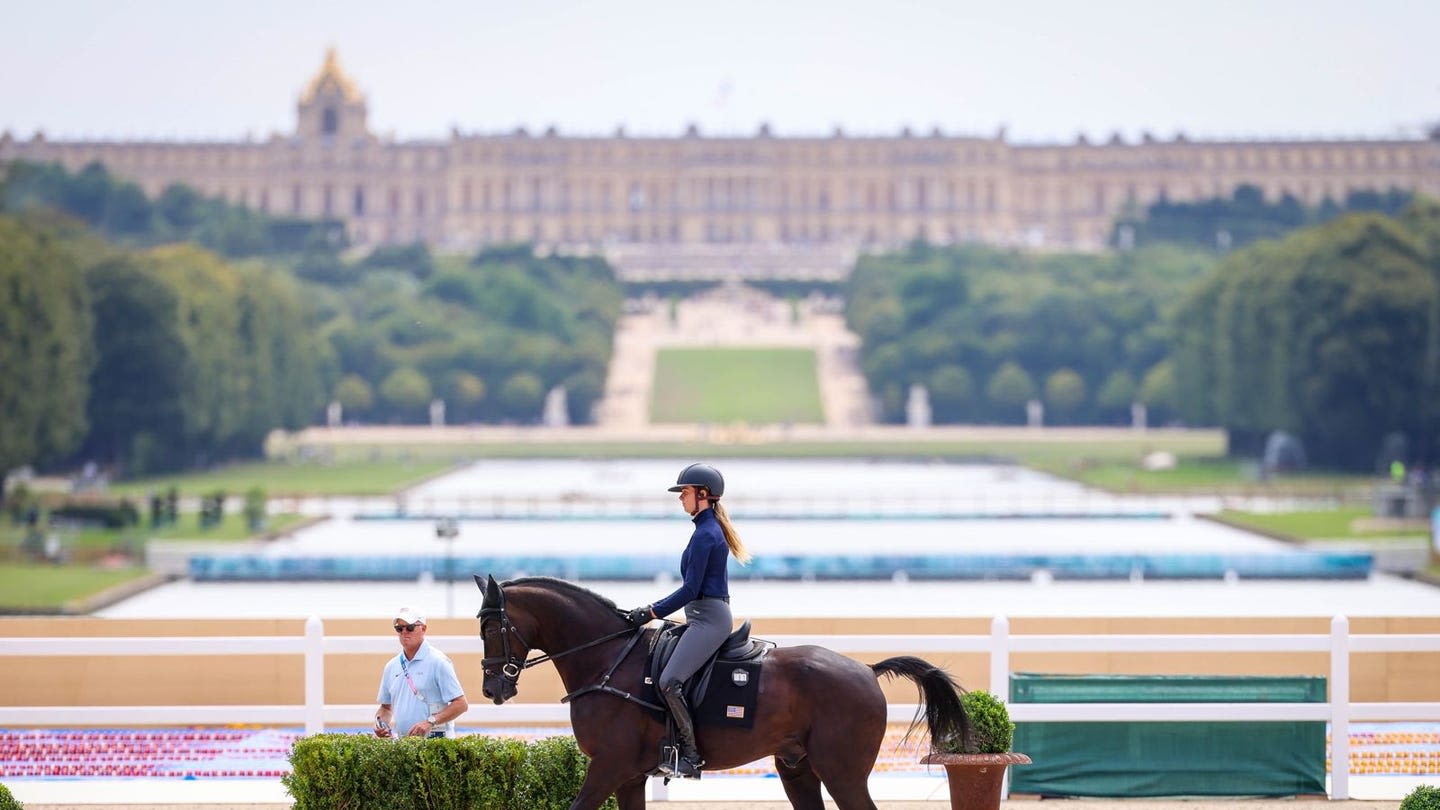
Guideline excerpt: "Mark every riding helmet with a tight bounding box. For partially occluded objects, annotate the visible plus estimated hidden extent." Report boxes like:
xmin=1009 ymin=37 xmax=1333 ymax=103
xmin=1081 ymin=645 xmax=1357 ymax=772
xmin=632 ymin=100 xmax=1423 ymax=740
xmin=668 ymin=462 xmax=724 ymax=498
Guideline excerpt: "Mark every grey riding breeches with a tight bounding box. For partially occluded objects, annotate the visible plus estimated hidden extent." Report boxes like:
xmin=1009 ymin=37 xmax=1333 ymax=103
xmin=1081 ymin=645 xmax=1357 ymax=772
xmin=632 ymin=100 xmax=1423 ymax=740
xmin=659 ymin=598 xmax=733 ymax=690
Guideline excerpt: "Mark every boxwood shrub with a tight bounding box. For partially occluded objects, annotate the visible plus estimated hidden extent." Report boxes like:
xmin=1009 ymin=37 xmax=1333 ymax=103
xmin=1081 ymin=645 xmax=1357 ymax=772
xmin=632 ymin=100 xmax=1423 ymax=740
xmin=283 ymin=733 xmax=616 ymax=810
xmin=0 ymin=780 xmax=21 ymax=809
xmin=1401 ymin=785 xmax=1440 ymax=810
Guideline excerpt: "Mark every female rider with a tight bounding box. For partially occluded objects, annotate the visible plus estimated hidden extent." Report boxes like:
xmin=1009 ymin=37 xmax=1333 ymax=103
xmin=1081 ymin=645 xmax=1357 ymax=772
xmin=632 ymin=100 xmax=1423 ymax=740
xmin=627 ymin=462 xmax=750 ymax=779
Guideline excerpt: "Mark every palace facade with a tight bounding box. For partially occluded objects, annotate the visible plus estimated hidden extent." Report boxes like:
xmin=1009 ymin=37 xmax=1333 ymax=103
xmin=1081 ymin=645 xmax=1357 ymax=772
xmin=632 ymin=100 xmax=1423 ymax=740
xmin=3 ymin=50 xmax=1438 ymax=279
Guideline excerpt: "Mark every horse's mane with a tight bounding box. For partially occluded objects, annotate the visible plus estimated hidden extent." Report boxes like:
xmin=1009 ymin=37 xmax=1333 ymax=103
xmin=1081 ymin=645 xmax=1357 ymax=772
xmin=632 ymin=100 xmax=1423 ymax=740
xmin=503 ymin=576 xmax=620 ymax=613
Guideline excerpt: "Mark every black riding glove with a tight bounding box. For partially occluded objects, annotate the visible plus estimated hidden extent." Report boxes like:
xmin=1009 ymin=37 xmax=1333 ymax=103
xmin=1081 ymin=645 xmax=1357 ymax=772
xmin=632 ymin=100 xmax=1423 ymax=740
xmin=626 ymin=606 xmax=653 ymax=626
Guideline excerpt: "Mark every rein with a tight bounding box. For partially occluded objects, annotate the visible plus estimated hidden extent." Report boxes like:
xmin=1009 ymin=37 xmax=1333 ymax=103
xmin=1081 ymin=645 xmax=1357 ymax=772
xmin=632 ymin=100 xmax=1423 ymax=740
xmin=480 ymin=593 xmax=662 ymax=711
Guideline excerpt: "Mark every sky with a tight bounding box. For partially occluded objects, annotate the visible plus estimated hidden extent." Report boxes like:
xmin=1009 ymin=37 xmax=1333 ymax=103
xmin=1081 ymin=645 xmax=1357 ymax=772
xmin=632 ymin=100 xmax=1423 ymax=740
xmin=2 ymin=0 xmax=1436 ymax=145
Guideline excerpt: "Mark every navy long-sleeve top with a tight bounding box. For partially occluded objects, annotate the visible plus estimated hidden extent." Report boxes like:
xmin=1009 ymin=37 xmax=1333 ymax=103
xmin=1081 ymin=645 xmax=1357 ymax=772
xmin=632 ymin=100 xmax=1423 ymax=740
xmin=650 ymin=508 xmax=730 ymax=618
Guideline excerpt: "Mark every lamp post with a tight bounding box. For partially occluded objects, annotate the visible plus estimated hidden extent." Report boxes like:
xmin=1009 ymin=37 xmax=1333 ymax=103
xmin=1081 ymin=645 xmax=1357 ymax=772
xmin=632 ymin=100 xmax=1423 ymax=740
xmin=435 ymin=518 xmax=460 ymax=618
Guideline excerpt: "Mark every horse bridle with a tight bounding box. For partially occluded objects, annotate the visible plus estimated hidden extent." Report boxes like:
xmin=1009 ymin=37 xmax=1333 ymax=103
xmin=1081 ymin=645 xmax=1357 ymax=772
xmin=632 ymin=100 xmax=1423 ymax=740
xmin=478 ymin=585 xmax=640 ymax=692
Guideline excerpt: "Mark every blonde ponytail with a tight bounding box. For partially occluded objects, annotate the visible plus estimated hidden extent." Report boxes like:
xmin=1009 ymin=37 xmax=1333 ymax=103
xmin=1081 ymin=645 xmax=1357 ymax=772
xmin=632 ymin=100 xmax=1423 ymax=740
xmin=712 ymin=501 xmax=750 ymax=565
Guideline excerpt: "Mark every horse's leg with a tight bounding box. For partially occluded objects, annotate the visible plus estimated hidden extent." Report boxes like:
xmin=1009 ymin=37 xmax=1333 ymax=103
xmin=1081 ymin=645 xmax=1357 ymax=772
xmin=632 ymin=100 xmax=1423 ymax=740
xmin=568 ymin=763 xmax=641 ymax=810
xmin=612 ymin=773 xmax=649 ymax=810
xmin=774 ymin=753 xmax=825 ymax=810
xmin=802 ymin=717 xmax=884 ymax=810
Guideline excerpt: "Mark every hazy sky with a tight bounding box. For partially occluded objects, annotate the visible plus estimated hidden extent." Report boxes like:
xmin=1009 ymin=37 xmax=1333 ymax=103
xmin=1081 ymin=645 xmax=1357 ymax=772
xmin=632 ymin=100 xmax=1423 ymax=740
xmin=3 ymin=0 xmax=1436 ymax=144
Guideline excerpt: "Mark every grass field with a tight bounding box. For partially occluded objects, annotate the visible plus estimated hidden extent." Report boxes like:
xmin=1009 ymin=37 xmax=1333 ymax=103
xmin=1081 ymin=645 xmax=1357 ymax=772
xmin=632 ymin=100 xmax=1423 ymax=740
xmin=0 ymin=563 xmax=151 ymax=611
xmin=1215 ymin=507 xmax=1430 ymax=541
xmin=109 ymin=459 xmax=455 ymax=498
xmin=649 ymin=348 xmax=824 ymax=424
xmin=1033 ymin=455 xmax=1374 ymax=497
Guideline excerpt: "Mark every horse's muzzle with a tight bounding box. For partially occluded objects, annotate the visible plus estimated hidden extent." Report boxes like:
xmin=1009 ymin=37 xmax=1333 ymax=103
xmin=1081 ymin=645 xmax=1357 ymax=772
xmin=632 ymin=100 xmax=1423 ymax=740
xmin=483 ymin=675 xmax=517 ymax=705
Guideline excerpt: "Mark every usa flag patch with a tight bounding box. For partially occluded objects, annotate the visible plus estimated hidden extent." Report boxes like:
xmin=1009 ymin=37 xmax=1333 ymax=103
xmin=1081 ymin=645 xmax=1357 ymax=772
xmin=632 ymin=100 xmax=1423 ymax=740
xmin=726 ymin=705 xmax=745 ymax=719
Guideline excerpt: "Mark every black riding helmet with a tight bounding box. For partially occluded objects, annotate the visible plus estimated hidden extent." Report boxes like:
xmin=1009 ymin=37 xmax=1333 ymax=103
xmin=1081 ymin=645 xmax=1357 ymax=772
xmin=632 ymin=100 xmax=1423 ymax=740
xmin=667 ymin=462 xmax=724 ymax=498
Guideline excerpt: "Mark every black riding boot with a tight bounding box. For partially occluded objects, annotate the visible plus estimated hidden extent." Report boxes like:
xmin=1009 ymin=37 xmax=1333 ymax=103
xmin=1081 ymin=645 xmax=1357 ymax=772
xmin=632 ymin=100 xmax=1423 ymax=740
xmin=659 ymin=682 xmax=704 ymax=779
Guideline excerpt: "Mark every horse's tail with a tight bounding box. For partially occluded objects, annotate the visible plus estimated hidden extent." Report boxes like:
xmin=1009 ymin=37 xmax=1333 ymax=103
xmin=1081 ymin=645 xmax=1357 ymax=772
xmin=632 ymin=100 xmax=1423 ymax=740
xmin=871 ymin=656 xmax=969 ymax=751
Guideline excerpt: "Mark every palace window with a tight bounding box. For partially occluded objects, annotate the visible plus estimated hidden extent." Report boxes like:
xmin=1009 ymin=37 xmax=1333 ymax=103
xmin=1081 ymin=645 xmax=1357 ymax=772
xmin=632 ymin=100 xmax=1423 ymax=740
xmin=322 ymin=107 xmax=338 ymax=136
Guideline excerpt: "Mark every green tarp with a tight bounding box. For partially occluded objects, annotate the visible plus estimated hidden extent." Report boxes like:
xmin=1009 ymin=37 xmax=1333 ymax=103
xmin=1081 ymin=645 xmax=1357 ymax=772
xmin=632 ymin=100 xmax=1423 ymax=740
xmin=1009 ymin=673 xmax=1326 ymax=797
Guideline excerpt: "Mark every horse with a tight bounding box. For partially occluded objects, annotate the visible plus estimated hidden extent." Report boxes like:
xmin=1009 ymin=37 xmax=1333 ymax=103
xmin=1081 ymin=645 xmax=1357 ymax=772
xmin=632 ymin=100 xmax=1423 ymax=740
xmin=476 ymin=574 xmax=968 ymax=810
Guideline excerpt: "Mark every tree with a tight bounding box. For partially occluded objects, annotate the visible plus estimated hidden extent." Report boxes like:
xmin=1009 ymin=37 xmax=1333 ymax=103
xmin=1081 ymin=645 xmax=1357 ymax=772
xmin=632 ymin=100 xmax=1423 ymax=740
xmin=379 ymin=367 xmax=432 ymax=420
xmin=0 ymin=216 xmax=95 ymax=475
xmin=362 ymin=241 xmax=435 ymax=280
xmin=499 ymin=371 xmax=545 ymax=421
xmin=82 ymin=256 xmax=186 ymax=472
xmin=441 ymin=371 xmax=487 ymax=422
xmin=985 ymin=362 xmax=1037 ymax=423
xmin=334 ymin=374 xmax=374 ymax=418
xmin=1044 ymin=368 xmax=1087 ymax=421
xmin=1173 ymin=211 xmax=1438 ymax=467
xmin=1138 ymin=360 xmax=1178 ymax=419
xmin=1095 ymin=370 xmax=1138 ymax=422
xmin=928 ymin=365 xmax=975 ymax=422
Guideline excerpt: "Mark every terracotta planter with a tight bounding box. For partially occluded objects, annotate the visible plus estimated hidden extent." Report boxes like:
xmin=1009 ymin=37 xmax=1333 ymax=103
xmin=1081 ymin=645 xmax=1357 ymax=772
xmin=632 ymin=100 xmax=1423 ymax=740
xmin=921 ymin=752 xmax=1032 ymax=810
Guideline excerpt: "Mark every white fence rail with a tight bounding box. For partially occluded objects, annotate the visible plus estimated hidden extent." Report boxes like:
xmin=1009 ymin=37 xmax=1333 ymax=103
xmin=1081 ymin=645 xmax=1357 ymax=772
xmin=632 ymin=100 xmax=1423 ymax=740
xmin=3 ymin=615 xmax=1438 ymax=800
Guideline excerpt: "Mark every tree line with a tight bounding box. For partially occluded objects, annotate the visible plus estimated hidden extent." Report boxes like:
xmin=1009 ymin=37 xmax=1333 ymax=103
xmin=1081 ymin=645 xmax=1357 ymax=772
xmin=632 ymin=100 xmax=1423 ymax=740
xmin=1112 ymin=183 xmax=1414 ymax=252
xmin=0 ymin=161 xmax=621 ymax=478
xmin=847 ymin=195 xmax=1440 ymax=469
xmin=845 ymin=241 xmax=1212 ymax=426
xmin=7 ymin=157 xmax=1436 ymax=475
xmin=1172 ymin=200 xmax=1440 ymax=469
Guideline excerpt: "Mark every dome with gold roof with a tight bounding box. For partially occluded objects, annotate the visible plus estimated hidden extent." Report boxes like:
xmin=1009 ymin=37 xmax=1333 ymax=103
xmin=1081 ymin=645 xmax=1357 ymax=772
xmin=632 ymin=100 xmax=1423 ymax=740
xmin=300 ymin=48 xmax=363 ymax=104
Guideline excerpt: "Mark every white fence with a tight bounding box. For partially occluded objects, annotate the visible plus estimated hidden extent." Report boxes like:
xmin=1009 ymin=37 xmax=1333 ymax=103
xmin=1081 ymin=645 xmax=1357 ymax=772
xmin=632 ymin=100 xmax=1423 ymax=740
xmin=3 ymin=615 xmax=1438 ymax=800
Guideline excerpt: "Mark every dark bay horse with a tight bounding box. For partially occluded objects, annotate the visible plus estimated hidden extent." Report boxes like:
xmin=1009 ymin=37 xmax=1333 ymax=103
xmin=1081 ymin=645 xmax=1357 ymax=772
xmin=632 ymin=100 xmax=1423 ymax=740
xmin=476 ymin=574 xmax=968 ymax=810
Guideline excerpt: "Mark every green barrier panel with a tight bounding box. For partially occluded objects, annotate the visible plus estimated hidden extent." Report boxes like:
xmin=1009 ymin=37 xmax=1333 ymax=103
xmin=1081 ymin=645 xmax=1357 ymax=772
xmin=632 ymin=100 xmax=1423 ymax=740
xmin=1009 ymin=673 xmax=1326 ymax=797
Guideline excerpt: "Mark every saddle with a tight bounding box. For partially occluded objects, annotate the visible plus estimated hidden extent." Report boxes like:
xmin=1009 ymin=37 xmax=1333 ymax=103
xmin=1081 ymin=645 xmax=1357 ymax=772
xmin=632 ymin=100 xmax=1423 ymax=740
xmin=644 ymin=619 xmax=773 ymax=710
xmin=641 ymin=619 xmax=774 ymax=780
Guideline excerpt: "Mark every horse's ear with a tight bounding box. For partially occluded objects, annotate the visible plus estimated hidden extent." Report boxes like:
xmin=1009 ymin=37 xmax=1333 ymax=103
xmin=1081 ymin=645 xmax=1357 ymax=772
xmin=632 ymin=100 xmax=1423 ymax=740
xmin=479 ymin=574 xmax=503 ymax=611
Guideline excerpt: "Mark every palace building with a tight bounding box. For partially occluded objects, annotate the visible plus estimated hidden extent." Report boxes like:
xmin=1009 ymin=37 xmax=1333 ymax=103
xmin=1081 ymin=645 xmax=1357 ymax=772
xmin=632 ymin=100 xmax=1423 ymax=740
xmin=3 ymin=50 xmax=1438 ymax=280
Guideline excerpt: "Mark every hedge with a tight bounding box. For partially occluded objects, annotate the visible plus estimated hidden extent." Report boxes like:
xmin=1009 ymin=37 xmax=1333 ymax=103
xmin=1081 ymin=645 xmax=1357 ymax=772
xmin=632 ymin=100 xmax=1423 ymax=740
xmin=0 ymin=780 xmax=21 ymax=809
xmin=283 ymin=733 xmax=617 ymax=810
xmin=1402 ymin=785 xmax=1440 ymax=810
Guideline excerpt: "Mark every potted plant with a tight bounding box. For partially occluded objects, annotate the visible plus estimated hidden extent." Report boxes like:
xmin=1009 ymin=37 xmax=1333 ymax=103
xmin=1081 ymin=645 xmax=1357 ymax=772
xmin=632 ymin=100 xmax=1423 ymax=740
xmin=922 ymin=689 xmax=1031 ymax=810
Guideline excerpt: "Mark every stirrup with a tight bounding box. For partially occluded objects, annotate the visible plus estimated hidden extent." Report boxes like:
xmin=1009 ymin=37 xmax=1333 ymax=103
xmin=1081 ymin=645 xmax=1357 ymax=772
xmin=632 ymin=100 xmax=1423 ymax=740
xmin=659 ymin=745 xmax=703 ymax=780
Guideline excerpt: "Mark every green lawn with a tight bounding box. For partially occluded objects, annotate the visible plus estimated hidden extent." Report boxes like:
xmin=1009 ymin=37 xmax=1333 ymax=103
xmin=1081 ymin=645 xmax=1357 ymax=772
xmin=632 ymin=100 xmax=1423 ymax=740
xmin=1216 ymin=507 xmax=1429 ymax=541
xmin=0 ymin=563 xmax=151 ymax=611
xmin=0 ymin=512 xmax=310 ymax=612
xmin=1030 ymin=455 xmax=1372 ymax=496
xmin=109 ymin=458 xmax=454 ymax=498
xmin=650 ymin=348 xmax=824 ymax=424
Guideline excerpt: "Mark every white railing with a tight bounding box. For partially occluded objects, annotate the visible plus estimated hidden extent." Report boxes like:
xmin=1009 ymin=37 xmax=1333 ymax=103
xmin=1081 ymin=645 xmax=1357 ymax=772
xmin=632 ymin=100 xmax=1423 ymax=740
xmin=2 ymin=615 xmax=1437 ymax=801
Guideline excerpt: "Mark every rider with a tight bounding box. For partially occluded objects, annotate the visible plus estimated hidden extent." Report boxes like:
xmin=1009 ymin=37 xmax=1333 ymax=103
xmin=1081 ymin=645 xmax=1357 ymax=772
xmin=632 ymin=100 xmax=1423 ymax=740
xmin=626 ymin=462 xmax=750 ymax=779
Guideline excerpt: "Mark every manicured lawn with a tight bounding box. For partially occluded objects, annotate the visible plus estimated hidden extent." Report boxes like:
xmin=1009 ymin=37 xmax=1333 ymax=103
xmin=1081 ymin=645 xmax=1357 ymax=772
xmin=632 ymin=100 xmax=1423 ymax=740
xmin=650 ymin=348 xmax=824 ymax=424
xmin=0 ymin=513 xmax=310 ymax=611
xmin=1216 ymin=507 xmax=1429 ymax=541
xmin=0 ymin=563 xmax=151 ymax=611
xmin=1033 ymin=455 xmax=1373 ymax=496
xmin=109 ymin=458 xmax=454 ymax=498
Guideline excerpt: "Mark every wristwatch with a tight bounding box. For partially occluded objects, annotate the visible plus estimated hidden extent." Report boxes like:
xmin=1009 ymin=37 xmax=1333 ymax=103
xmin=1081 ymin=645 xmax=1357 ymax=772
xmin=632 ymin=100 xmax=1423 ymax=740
xmin=426 ymin=714 xmax=438 ymax=725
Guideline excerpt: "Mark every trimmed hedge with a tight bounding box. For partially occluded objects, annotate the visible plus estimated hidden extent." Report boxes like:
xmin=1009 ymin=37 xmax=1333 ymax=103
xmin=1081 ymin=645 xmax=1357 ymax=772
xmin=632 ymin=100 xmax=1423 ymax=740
xmin=0 ymin=780 xmax=22 ymax=809
xmin=283 ymin=734 xmax=617 ymax=810
xmin=1402 ymin=785 xmax=1440 ymax=810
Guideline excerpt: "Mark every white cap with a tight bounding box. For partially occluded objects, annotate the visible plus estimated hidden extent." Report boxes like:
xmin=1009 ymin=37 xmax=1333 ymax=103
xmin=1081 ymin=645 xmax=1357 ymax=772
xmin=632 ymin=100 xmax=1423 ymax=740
xmin=394 ymin=607 xmax=426 ymax=626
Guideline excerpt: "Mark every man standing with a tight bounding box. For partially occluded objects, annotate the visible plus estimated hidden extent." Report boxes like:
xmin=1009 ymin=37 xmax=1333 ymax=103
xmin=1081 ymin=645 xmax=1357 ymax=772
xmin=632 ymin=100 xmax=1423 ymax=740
xmin=374 ymin=607 xmax=468 ymax=737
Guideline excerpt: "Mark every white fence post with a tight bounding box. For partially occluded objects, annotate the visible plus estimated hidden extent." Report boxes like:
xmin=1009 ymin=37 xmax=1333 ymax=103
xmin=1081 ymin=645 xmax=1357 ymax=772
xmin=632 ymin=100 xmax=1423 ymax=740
xmin=305 ymin=615 xmax=325 ymax=736
xmin=1330 ymin=615 xmax=1351 ymax=800
xmin=989 ymin=615 xmax=1011 ymax=697
xmin=991 ymin=615 xmax=1012 ymax=800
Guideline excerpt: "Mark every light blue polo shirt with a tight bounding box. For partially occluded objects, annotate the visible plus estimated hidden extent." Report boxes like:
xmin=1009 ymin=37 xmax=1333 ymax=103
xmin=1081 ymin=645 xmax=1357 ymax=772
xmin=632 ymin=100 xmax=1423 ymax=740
xmin=377 ymin=640 xmax=465 ymax=736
